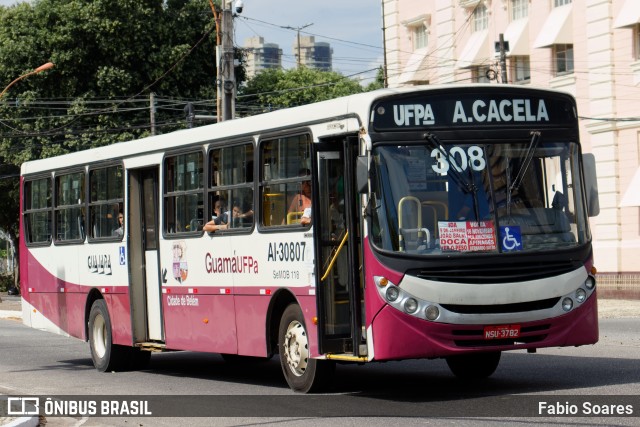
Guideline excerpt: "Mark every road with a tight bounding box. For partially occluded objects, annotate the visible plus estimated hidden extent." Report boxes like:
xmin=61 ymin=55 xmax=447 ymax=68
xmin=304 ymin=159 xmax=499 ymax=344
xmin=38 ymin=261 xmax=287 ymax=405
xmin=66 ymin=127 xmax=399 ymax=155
xmin=1 ymin=309 xmax=640 ymax=426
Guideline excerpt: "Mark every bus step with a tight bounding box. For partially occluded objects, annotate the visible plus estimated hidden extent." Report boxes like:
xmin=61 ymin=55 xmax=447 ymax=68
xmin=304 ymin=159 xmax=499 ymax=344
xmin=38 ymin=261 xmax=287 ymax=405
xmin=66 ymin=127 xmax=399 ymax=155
xmin=324 ymin=353 xmax=368 ymax=362
xmin=135 ymin=342 xmax=166 ymax=352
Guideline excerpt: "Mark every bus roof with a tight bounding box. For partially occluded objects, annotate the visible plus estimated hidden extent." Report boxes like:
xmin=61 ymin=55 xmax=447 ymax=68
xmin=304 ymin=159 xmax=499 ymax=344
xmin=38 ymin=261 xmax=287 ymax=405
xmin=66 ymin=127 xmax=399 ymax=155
xmin=20 ymin=84 xmax=574 ymax=176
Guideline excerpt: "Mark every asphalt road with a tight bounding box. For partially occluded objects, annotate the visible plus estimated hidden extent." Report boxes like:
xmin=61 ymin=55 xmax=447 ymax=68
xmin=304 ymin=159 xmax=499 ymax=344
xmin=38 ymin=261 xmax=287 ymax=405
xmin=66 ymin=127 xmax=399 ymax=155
xmin=1 ymin=311 xmax=640 ymax=426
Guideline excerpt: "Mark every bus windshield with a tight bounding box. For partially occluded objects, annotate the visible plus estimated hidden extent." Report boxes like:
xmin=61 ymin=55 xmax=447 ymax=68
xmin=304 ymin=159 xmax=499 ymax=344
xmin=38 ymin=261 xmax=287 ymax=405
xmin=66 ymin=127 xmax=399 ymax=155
xmin=369 ymin=138 xmax=589 ymax=255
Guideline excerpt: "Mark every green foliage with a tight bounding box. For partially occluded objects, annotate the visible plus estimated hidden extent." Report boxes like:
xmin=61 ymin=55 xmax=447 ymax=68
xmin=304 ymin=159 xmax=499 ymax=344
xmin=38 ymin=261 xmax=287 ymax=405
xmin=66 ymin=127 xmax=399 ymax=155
xmin=0 ymin=274 xmax=13 ymax=292
xmin=0 ymin=0 xmax=222 ymax=244
xmin=0 ymin=0 xmax=377 ymax=250
xmin=365 ymin=67 xmax=386 ymax=91
xmin=239 ymin=67 xmax=364 ymax=111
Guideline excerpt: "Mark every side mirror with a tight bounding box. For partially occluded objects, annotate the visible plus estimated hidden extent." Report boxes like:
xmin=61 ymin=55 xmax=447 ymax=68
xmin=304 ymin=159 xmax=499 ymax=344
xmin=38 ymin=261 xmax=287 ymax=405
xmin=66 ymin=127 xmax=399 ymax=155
xmin=582 ymin=153 xmax=599 ymax=217
xmin=356 ymin=156 xmax=368 ymax=194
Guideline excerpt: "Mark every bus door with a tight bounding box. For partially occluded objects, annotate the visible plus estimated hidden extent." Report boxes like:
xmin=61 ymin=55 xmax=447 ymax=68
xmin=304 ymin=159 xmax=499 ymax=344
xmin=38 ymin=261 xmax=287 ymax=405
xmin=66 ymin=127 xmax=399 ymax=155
xmin=314 ymin=136 xmax=364 ymax=356
xmin=128 ymin=167 xmax=164 ymax=343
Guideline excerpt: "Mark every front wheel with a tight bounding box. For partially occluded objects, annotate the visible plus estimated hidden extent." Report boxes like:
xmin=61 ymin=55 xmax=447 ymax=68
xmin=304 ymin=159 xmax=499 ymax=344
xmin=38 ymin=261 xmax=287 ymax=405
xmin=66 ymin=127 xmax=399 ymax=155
xmin=445 ymin=351 xmax=501 ymax=379
xmin=278 ymin=304 xmax=335 ymax=393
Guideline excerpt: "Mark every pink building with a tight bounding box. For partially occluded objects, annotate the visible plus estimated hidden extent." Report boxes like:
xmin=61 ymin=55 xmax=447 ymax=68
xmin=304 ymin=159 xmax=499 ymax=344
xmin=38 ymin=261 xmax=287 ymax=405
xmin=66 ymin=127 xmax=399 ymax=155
xmin=383 ymin=0 xmax=640 ymax=282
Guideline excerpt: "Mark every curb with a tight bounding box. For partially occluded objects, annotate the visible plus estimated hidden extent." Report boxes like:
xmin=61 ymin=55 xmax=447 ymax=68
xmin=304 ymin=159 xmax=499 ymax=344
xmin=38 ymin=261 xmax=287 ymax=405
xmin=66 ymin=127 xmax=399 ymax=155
xmin=0 ymin=311 xmax=21 ymax=320
xmin=2 ymin=416 xmax=39 ymax=427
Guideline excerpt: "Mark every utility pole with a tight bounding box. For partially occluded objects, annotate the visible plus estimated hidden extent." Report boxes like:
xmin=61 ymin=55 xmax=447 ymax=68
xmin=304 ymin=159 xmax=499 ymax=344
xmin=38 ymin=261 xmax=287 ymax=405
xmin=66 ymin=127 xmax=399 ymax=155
xmin=284 ymin=23 xmax=313 ymax=69
xmin=184 ymin=102 xmax=195 ymax=128
xmin=220 ymin=3 xmax=235 ymax=120
xmin=381 ymin=0 xmax=389 ymax=88
xmin=209 ymin=0 xmax=236 ymax=122
xmin=209 ymin=0 xmax=222 ymax=122
xmin=498 ymin=33 xmax=509 ymax=84
xmin=149 ymin=92 xmax=156 ymax=136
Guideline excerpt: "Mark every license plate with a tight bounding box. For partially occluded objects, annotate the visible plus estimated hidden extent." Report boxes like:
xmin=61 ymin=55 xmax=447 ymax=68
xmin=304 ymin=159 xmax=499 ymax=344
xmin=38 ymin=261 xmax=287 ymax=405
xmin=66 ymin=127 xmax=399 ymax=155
xmin=483 ymin=324 xmax=521 ymax=340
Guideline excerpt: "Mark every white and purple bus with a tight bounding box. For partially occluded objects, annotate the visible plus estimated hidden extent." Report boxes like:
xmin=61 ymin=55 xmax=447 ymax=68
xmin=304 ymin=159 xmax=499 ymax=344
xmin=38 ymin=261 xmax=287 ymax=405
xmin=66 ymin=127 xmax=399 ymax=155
xmin=20 ymin=85 xmax=600 ymax=392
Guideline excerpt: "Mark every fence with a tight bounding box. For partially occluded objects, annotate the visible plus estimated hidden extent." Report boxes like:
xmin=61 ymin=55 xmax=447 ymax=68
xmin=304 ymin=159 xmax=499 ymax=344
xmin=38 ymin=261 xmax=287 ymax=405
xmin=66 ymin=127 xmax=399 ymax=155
xmin=596 ymin=273 xmax=640 ymax=299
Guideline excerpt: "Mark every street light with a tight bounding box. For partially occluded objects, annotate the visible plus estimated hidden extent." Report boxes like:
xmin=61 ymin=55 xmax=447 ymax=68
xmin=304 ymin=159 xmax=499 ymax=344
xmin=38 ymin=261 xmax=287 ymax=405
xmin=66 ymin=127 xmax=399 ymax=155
xmin=0 ymin=62 xmax=54 ymax=99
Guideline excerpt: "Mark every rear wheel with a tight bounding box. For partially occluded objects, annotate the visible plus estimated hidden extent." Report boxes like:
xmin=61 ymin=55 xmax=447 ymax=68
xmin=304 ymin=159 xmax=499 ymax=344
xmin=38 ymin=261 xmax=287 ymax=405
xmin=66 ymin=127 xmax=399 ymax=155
xmin=88 ymin=299 xmax=129 ymax=372
xmin=445 ymin=351 xmax=501 ymax=379
xmin=278 ymin=304 xmax=335 ymax=393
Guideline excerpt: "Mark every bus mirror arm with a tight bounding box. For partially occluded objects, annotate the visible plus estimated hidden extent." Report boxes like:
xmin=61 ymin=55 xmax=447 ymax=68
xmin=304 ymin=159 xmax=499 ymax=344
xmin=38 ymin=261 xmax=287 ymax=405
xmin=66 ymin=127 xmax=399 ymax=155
xmin=356 ymin=155 xmax=368 ymax=194
xmin=364 ymin=194 xmax=381 ymax=218
xmin=364 ymin=198 xmax=373 ymax=218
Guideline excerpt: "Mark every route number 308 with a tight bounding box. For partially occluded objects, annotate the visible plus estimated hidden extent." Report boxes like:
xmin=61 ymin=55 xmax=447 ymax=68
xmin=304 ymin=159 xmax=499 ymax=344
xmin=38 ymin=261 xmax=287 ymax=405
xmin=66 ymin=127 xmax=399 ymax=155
xmin=431 ymin=145 xmax=486 ymax=174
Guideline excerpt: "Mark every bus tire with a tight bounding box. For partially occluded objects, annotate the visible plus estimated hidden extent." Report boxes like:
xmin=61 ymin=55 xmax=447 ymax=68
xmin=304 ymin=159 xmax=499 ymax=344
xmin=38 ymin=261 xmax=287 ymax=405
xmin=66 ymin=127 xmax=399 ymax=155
xmin=445 ymin=351 xmax=501 ymax=379
xmin=88 ymin=299 xmax=128 ymax=372
xmin=278 ymin=304 xmax=335 ymax=393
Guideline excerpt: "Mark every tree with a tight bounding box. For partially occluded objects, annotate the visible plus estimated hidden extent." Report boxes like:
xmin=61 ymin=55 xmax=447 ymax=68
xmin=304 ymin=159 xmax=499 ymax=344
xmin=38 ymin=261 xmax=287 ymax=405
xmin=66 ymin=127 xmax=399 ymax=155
xmin=238 ymin=67 xmax=364 ymax=113
xmin=0 ymin=0 xmax=223 ymax=272
xmin=365 ymin=67 xmax=386 ymax=91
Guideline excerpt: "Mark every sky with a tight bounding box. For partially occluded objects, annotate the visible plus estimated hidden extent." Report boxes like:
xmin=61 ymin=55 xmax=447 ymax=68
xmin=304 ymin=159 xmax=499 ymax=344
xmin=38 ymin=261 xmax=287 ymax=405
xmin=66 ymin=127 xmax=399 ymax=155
xmin=232 ymin=0 xmax=384 ymax=81
xmin=0 ymin=0 xmax=385 ymax=83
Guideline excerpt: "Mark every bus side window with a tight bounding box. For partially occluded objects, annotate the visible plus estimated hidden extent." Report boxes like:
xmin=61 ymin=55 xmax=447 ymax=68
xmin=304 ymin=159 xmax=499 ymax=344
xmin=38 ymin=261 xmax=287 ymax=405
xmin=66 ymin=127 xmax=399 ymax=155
xmin=260 ymin=134 xmax=311 ymax=228
xmin=87 ymin=166 xmax=124 ymax=240
xmin=164 ymin=151 xmax=204 ymax=235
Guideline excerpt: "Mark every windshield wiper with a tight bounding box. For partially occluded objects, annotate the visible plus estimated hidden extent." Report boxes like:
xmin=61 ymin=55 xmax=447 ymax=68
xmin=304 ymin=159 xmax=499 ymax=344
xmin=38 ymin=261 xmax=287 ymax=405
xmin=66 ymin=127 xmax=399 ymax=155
xmin=424 ymin=132 xmax=480 ymax=220
xmin=506 ymin=131 xmax=541 ymax=216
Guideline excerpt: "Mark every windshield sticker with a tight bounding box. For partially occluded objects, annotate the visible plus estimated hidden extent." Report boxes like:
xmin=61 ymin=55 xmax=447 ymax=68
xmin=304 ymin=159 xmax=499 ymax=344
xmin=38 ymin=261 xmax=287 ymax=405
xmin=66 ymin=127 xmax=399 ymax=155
xmin=407 ymin=157 xmax=428 ymax=190
xmin=500 ymin=226 xmax=523 ymax=252
xmin=438 ymin=221 xmax=497 ymax=252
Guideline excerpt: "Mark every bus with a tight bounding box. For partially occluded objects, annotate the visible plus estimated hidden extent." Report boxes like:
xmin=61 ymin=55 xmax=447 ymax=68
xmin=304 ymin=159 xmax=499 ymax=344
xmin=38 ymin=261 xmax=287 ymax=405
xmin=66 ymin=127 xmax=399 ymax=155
xmin=19 ymin=85 xmax=600 ymax=392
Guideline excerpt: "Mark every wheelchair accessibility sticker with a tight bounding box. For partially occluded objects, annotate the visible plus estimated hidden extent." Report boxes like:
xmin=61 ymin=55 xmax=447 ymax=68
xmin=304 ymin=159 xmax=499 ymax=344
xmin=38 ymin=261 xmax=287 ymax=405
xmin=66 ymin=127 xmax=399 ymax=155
xmin=500 ymin=226 xmax=522 ymax=252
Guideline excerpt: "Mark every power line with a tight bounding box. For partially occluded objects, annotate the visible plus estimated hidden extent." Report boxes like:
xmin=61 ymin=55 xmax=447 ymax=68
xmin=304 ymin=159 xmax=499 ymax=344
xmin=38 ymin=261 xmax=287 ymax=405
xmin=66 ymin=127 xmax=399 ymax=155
xmin=236 ymin=15 xmax=383 ymax=52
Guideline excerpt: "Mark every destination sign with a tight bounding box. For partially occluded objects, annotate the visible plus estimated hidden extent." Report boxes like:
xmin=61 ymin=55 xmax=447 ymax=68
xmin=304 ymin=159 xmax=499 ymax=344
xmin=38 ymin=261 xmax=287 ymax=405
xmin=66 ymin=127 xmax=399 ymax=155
xmin=371 ymin=90 xmax=576 ymax=130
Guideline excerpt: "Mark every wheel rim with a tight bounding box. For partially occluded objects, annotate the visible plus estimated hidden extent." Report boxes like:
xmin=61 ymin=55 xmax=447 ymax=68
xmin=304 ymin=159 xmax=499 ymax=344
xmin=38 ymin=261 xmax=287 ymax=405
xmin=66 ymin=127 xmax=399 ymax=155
xmin=283 ymin=319 xmax=309 ymax=377
xmin=92 ymin=313 xmax=107 ymax=359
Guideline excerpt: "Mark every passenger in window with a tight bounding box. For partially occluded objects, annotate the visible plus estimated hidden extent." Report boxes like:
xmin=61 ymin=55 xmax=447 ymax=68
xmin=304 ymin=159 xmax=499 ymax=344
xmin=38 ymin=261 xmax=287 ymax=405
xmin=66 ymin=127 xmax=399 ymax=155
xmin=230 ymin=201 xmax=254 ymax=227
xmin=113 ymin=212 xmax=124 ymax=237
xmin=287 ymin=169 xmax=312 ymax=225
xmin=300 ymin=207 xmax=311 ymax=225
xmin=212 ymin=198 xmax=227 ymax=222
xmin=239 ymin=196 xmax=254 ymax=222
xmin=204 ymin=199 xmax=228 ymax=232
xmin=203 ymin=220 xmax=227 ymax=232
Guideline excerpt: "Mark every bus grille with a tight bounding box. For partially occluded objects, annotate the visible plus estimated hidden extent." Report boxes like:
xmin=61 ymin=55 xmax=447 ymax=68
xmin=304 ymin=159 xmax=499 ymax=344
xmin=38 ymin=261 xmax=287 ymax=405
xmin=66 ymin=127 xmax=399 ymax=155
xmin=410 ymin=260 xmax=580 ymax=284
xmin=441 ymin=297 xmax=559 ymax=314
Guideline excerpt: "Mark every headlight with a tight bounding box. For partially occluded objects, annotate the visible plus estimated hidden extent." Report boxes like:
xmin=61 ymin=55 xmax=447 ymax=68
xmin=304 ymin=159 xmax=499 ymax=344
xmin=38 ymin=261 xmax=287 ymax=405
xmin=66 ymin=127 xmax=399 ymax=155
xmin=585 ymin=276 xmax=596 ymax=290
xmin=562 ymin=297 xmax=574 ymax=312
xmin=404 ymin=298 xmax=418 ymax=314
xmin=385 ymin=286 xmax=400 ymax=302
xmin=575 ymin=288 xmax=587 ymax=303
xmin=425 ymin=305 xmax=439 ymax=321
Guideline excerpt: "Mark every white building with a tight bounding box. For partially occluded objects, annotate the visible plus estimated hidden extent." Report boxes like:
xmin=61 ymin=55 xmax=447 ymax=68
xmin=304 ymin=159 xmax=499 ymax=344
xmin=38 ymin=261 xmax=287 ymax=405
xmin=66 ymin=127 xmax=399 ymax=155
xmin=243 ymin=37 xmax=283 ymax=79
xmin=293 ymin=36 xmax=333 ymax=71
xmin=383 ymin=0 xmax=640 ymax=282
